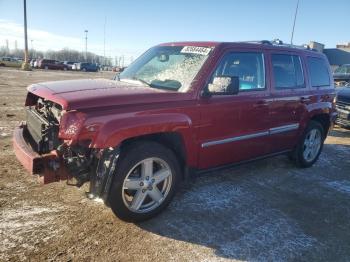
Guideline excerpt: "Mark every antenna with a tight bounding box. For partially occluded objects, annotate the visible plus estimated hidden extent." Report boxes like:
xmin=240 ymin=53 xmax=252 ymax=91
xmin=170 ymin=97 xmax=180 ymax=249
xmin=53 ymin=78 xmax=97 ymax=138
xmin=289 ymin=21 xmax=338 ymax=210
xmin=290 ymin=0 xmax=300 ymax=44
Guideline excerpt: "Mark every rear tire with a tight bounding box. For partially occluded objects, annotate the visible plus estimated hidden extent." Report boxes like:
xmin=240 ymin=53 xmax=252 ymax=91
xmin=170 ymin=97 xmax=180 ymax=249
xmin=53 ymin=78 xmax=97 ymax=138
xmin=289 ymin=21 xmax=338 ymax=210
xmin=293 ymin=120 xmax=325 ymax=168
xmin=108 ymin=141 xmax=181 ymax=222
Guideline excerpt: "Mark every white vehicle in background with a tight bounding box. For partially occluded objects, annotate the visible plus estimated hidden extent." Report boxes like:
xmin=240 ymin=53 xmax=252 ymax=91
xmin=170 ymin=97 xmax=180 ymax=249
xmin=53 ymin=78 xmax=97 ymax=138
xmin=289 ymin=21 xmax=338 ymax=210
xmin=71 ymin=63 xmax=79 ymax=70
xmin=64 ymin=61 xmax=77 ymax=70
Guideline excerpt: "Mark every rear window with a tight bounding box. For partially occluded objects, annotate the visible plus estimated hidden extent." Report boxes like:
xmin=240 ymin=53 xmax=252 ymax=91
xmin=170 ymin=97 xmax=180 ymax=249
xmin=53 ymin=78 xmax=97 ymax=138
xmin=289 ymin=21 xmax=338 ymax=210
xmin=307 ymin=57 xmax=330 ymax=87
xmin=272 ymin=54 xmax=304 ymax=89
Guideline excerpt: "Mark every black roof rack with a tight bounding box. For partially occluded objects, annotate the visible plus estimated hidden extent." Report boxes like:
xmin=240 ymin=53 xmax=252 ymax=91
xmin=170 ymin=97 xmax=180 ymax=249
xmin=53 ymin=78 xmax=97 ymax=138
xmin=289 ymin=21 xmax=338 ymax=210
xmin=240 ymin=39 xmax=318 ymax=51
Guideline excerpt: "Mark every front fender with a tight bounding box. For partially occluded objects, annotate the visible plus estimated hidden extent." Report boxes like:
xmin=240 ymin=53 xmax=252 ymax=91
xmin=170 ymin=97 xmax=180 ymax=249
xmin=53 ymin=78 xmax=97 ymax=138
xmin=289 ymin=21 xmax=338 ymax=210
xmin=91 ymin=112 xmax=197 ymax=165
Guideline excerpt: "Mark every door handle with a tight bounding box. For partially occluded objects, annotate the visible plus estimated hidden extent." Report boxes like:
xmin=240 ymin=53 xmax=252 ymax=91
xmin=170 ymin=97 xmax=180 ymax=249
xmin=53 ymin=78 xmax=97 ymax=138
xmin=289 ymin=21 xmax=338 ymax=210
xmin=300 ymin=97 xmax=311 ymax=103
xmin=254 ymin=100 xmax=268 ymax=107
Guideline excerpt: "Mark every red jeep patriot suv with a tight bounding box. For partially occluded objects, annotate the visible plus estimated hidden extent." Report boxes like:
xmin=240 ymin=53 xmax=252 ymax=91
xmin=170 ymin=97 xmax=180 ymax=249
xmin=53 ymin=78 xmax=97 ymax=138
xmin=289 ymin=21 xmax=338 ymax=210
xmin=13 ymin=41 xmax=337 ymax=222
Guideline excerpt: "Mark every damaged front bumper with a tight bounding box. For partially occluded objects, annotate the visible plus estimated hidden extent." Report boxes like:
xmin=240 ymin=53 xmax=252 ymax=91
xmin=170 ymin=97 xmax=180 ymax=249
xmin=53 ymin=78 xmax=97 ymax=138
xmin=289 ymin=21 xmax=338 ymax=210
xmin=13 ymin=123 xmax=69 ymax=184
xmin=13 ymin=123 xmax=119 ymax=203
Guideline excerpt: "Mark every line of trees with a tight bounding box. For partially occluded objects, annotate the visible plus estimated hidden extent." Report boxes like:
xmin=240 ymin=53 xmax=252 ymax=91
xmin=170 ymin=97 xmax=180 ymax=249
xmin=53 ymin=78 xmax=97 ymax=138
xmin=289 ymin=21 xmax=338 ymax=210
xmin=0 ymin=46 xmax=113 ymax=65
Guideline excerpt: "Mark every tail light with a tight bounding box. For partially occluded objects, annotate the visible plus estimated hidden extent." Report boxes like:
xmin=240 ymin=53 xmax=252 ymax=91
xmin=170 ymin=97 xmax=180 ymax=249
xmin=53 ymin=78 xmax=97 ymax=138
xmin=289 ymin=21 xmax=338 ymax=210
xmin=59 ymin=111 xmax=86 ymax=140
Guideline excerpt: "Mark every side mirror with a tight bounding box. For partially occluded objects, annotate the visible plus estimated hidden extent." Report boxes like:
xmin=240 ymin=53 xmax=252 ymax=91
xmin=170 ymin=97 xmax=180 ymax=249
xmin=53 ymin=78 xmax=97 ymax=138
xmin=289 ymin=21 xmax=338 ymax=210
xmin=158 ymin=53 xmax=169 ymax=62
xmin=207 ymin=76 xmax=240 ymax=95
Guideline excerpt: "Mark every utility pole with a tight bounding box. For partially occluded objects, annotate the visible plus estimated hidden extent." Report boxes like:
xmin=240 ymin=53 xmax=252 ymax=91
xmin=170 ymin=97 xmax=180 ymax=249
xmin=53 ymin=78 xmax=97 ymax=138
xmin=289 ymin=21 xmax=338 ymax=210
xmin=22 ymin=0 xmax=31 ymax=70
xmin=84 ymin=30 xmax=88 ymax=61
xmin=290 ymin=0 xmax=300 ymax=45
xmin=103 ymin=16 xmax=106 ymax=66
xmin=5 ymin=39 xmax=9 ymax=55
xmin=30 ymin=39 xmax=34 ymax=58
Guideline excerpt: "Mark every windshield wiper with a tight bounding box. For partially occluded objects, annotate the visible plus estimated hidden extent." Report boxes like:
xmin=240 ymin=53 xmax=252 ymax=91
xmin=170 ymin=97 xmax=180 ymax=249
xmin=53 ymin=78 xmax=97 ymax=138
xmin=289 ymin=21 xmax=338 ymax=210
xmin=119 ymin=77 xmax=155 ymax=88
xmin=132 ymin=77 xmax=152 ymax=87
xmin=120 ymin=77 xmax=172 ymax=90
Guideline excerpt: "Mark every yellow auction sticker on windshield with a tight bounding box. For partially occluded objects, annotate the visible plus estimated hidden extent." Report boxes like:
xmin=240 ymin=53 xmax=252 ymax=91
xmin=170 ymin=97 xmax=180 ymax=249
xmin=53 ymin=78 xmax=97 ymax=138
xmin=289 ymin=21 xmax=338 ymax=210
xmin=180 ymin=46 xmax=212 ymax=55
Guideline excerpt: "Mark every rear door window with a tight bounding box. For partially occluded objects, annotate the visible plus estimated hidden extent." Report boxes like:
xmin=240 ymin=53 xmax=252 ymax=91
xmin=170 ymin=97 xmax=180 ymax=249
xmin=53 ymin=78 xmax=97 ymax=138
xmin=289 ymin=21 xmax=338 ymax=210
xmin=307 ymin=57 xmax=330 ymax=87
xmin=271 ymin=54 xmax=304 ymax=89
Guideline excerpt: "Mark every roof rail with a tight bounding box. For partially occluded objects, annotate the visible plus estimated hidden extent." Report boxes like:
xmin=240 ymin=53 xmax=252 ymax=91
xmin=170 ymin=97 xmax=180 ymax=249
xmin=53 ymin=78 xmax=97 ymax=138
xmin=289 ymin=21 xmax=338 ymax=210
xmin=241 ymin=40 xmax=272 ymax=45
xmin=241 ymin=39 xmax=318 ymax=51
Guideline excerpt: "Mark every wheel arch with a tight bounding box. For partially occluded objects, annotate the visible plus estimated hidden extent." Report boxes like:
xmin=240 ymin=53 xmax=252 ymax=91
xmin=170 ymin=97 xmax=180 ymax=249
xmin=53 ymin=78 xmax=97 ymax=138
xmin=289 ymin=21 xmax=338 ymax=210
xmin=119 ymin=132 xmax=188 ymax=178
xmin=91 ymin=113 xmax=197 ymax=167
xmin=310 ymin=113 xmax=331 ymax=136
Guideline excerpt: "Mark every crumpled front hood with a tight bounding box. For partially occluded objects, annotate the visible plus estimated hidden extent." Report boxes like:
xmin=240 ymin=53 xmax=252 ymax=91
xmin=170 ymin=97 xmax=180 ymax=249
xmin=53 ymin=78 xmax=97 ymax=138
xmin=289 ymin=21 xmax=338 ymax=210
xmin=27 ymin=78 xmax=184 ymax=110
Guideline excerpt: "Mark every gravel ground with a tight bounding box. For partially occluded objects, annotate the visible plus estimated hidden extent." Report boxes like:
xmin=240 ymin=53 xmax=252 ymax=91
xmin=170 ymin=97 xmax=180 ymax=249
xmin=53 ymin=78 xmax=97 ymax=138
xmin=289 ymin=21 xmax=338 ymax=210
xmin=0 ymin=67 xmax=350 ymax=262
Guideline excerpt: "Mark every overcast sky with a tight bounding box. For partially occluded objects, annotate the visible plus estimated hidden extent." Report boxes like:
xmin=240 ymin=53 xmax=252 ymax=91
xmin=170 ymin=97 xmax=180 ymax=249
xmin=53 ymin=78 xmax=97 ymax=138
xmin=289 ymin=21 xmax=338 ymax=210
xmin=0 ymin=0 xmax=349 ymax=60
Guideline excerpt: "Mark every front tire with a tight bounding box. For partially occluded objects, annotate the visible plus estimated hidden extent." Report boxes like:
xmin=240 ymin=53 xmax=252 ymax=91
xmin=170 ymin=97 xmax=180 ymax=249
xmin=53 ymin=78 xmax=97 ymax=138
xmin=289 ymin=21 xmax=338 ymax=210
xmin=293 ymin=120 xmax=325 ymax=168
xmin=108 ymin=141 xmax=181 ymax=222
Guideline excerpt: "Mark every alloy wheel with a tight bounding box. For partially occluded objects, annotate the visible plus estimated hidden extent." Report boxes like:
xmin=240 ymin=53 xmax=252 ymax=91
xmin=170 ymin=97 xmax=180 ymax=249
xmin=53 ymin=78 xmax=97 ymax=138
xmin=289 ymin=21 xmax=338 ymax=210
xmin=303 ymin=128 xmax=322 ymax=162
xmin=122 ymin=157 xmax=173 ymax=213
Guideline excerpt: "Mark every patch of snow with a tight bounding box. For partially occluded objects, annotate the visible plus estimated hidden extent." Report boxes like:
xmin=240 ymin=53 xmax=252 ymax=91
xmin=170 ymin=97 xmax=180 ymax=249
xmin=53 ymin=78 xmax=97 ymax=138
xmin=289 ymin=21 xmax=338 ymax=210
xmin=155 ymin=178 xmax=318 ymax=262
xmin=0 ymin=204 xmax=65 ymax=261
xmin=0 ymin=132 xmax=9 ymax=137
xmin=219 ymin=218 xmax=317 ymax=262
xmin=325 ymin=180 xmax=350 ymax=194
xmin=171 ymin=181 xmax=244 ymax=211
xmin=333 ymin=145 xmax=350 ymax=153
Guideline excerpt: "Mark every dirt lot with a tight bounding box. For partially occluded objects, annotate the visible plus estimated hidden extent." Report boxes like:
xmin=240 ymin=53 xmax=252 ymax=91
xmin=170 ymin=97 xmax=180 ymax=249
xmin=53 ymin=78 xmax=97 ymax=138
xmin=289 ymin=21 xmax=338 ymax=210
xmin=0 ymin=67 xmax=350 ymax=262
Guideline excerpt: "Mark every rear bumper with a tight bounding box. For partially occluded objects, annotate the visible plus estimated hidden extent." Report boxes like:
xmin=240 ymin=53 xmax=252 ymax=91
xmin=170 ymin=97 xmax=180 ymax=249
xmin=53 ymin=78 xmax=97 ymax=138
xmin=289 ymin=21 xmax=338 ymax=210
xmin=13 ymin=124 xmax=69 ymax=184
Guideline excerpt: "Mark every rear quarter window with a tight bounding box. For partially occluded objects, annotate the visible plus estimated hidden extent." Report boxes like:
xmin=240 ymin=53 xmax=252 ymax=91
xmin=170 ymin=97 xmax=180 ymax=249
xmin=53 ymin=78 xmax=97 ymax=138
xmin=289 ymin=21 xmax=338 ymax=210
xmin=307 ymin=57 xmax=330 ymax=87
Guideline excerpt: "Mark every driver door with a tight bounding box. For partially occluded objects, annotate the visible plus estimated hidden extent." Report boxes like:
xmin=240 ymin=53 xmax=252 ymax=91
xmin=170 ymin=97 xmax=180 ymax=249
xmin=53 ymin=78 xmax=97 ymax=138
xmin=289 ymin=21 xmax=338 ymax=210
xmin=197 ymin=50 xmax=272 ymax=169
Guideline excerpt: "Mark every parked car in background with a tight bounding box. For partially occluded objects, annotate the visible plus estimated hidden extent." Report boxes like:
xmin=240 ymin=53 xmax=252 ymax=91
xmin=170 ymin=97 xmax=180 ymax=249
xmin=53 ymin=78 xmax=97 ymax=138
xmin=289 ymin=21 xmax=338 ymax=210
xmin=33 ymin=59 xmax=39 ymax=68
xmin=335 ymin=86 xmax=350 ymax=128
xmin=64 ymin=61 xmax=77 ymax=70
xmin=38 ymin=59 xmax=68 ymax=70
xmin=77 ymin=62 xmax=99 ymax=72
xmin=333 ymin=64 xmax=350 ymax=87
xmin=0 ymin=57 xmax=22 ymax=68
xmin=71 ymin=63 xmax=78 ymax=70
xmin=30 ymin=59 xmax=35 ymax=68
xmin=13 ymin=40 xmax=337 ymax=222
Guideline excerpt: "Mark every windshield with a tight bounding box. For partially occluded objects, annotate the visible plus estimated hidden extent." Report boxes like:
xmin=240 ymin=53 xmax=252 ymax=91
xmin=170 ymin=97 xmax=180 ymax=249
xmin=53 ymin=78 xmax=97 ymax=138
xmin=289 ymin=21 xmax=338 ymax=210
xmin=119 ymin=45 xmax=212 ymax=92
